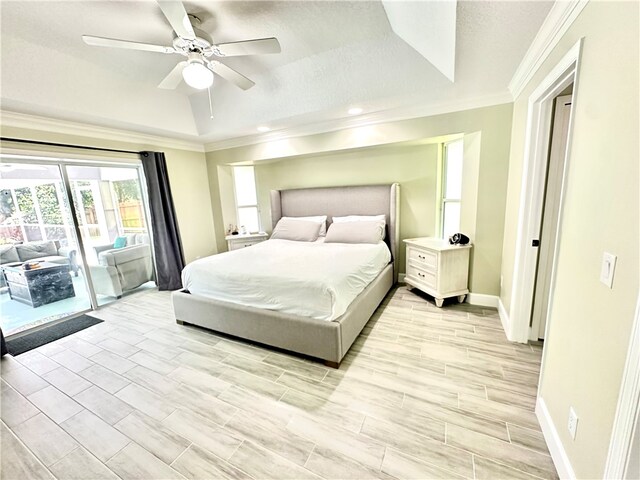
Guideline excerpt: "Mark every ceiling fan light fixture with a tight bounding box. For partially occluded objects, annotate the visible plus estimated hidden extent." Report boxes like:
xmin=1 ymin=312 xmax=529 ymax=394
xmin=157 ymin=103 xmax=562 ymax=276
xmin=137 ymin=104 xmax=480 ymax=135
xmin=182 ymin=56 xmax=214 ymax=89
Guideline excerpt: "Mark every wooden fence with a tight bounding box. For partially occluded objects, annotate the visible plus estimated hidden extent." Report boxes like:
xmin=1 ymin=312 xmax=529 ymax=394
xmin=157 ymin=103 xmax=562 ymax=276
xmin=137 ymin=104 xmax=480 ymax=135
xmin=119 ymin=201 xmax=144 ymax=229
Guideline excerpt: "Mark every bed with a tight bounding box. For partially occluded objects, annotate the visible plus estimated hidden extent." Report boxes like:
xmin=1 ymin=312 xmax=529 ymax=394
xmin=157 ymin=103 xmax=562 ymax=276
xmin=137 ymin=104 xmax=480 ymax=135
xmin=172 ymin=183 xmax=399 ymax=367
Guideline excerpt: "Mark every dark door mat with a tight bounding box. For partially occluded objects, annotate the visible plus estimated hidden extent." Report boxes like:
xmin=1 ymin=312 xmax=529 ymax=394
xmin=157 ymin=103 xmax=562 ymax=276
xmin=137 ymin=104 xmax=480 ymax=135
xmin=6 ymin=314 xmax=104 ymax=356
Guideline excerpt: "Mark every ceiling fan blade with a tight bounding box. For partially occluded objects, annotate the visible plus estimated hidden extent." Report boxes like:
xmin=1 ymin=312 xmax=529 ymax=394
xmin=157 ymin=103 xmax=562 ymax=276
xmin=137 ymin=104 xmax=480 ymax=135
xmin=207 ymin=61 xmax=255 ymax=90
xmin=82 ymin=35 xmax=175 ymax=54
xmin=156 ymin=0 xmax=196 ymax=41
xmin=213 ymin=37 xmax=281 ymax=57
xmin=158 ymin=61 xmax=187 ymax=89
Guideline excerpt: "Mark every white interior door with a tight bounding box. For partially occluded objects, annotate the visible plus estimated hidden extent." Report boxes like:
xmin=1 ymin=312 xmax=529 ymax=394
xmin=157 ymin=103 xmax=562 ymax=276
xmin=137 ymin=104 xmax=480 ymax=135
xmin=530 ymin=94 xmax=573 ymax=341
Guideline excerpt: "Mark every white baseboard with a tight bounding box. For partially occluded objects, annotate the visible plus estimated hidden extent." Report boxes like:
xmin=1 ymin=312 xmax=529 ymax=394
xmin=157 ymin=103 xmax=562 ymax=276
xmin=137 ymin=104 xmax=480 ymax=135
xmin=466 ymin=293 xmax=499 ymax=308
xmin=536 ymin=397 xmax=576 ymax=479
xmin=397 ymin=281 xmax=498 ymax=309
xmin=498 ymin=297 xmax=513 ymax=340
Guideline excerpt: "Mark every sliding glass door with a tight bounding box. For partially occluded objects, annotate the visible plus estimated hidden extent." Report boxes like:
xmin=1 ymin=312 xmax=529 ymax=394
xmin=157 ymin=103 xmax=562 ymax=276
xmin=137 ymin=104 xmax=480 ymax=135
xmin=0 ymin=158 xmax=156 ymax=337
xmin=0 ymin=163 xmax=92 ymax=335
xmin=66 ymin=165 xmax=155 ymax=306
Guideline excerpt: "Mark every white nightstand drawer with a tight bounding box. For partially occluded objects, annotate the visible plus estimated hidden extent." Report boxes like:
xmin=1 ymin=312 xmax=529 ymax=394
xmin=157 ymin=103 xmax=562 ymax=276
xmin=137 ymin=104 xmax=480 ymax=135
xmin=408 ymin=247 xmax=437 ymax=270
xmin=407 ymin=264 xmax=436 ymax=289
xmin=404 ymin=237 xmax=471 ymax=308
xmin=226 ymin=233 xmax=268 ymax=251
xmin=228 ymin=240 xmax=261 ymax=250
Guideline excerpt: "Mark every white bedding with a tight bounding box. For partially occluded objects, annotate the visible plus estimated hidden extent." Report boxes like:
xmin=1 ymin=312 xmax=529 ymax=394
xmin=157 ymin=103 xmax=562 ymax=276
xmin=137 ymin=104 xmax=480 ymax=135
xmin=181 ymin=239 xmax=391 ymax=321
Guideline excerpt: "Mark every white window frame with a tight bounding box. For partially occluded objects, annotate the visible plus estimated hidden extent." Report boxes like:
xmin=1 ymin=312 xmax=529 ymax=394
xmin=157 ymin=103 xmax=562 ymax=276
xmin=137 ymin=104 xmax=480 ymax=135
xmin=232 ymin=166 xmax=261 ymax=233
xmin=440 ymin=139 xmax=463 ymax=238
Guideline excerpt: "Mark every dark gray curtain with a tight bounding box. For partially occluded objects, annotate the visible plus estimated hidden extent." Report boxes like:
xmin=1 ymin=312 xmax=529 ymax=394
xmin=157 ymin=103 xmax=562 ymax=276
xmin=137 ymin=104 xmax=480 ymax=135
xmin=140 ymin=152 xmax=185 ymax=291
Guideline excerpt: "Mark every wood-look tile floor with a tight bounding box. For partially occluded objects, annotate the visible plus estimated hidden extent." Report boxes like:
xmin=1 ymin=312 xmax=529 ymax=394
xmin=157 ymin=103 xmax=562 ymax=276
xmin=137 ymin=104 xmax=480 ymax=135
xmin=0 ymin=286 xmax=558 ymax=480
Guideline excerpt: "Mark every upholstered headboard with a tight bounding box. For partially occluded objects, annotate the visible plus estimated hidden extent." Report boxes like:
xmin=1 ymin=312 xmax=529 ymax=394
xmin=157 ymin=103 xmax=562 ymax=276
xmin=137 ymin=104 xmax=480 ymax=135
xmin=270 ymin=184 xmax=400 ymax=281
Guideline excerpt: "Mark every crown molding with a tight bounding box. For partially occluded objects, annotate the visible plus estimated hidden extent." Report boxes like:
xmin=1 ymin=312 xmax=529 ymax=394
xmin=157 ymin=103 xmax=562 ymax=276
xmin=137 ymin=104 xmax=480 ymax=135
xmin=508 ymin=0 xmax=589 ymax=99
xmin=204 ymin=91 xmax=513 ymax=152
xmin=0 ymin=110 xmax=205 ymax=153
xmin=0 ymin=89 xmax=514 ymax=156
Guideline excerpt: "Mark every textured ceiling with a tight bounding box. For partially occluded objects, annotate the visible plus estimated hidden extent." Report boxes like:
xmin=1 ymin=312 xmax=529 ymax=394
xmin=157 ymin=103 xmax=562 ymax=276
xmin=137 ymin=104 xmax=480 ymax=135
xmin=382 ymin=1 xmax=457 ymax=81
xmin=0 ymin=1 xmax=553 ymax=145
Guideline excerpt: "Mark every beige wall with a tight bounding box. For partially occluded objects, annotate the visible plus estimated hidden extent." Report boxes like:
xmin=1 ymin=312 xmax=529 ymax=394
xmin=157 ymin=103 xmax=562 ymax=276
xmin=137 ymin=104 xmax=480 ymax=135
xmin=254 ymin=143 xmax=439 ymax=270
xmin=499 ymin=2 xmax=639 ymax=477
xmin=207 ymin=103 xmax=513 ymax=296
xmin=0 ymin=125 xmax=216 ymax=264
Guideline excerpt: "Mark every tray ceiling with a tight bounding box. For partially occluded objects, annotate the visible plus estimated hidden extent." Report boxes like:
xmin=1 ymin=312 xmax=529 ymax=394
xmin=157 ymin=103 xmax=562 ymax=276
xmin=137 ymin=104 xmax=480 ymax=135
xmin=0 ymin=1 xmax=553 ymax=146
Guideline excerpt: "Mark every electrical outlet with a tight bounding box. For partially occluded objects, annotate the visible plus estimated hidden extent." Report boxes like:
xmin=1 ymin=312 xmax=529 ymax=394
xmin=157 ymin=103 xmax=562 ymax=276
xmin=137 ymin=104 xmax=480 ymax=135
xmin=568 ymin=407 xmax=578 ymax=440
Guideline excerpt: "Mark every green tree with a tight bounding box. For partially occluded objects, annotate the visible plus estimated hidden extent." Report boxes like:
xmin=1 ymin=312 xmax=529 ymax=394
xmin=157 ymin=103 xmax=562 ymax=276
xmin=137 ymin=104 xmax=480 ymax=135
xmin=15 ymin=188 xmax=37 ymax=223
xmin=35 ymin=183 xmax=63 ymax=225
xmin=113 ymin=179 xmax=141 ymax=203
xmin=80 ymin=189 xmax=94 ymax=209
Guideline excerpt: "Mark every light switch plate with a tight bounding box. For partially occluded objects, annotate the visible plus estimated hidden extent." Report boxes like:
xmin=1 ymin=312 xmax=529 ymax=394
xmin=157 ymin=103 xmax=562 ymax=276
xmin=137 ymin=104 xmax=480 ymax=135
xmin=600 ymin=252 xmax=617 ymax=288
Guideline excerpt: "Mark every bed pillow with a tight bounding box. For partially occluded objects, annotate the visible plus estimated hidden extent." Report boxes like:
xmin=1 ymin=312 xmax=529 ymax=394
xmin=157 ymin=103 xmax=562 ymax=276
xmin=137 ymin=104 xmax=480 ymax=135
xmin=324 ymin=220 xmax=385 ymax=244
xmin=271 ymin=218 xmax=322 ymax=242
xmin=332 ymin=215 xmax=386 ymax=239
xmin=332 ymin=214 xmax=386 ymax=224
xmin=281 ymin=215 xmax=327 ymax=236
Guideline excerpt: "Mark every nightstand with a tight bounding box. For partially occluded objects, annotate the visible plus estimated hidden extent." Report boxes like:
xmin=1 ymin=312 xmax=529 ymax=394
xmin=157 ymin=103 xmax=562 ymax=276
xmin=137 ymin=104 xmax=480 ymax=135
xmin=403 ymin=237 xmax=472 ymax=307
xmin=226 ymin=232 xmax=268 ymax=251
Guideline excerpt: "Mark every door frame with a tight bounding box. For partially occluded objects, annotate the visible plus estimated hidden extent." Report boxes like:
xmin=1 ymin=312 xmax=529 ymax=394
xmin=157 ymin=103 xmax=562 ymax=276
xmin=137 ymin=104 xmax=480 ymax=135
xmin=509 ymin=38 xmax=583 ymax=344
xmin=604 ymin=294 xmax=640 ymax=478
xmin=529 ymin=94 xmax=573 ymax=342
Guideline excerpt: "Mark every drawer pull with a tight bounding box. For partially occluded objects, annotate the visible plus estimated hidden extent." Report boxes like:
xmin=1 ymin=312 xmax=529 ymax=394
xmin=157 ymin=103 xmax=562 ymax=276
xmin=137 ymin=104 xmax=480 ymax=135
xmin=418 ymin=272 xmax=425 ymax=278
xmin=418 ymin=254 xmax=425 ymax=260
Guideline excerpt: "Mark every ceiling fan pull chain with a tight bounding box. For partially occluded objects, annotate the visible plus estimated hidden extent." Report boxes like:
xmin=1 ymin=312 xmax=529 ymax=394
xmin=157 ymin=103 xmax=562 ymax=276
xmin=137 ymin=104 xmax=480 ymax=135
xmin=208 ymin=86 xmax=214 ymax=119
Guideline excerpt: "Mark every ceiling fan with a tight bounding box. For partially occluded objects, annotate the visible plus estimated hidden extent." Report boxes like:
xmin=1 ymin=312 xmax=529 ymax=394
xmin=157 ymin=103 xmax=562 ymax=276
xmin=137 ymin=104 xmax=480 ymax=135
xmin=82 ymin=0 xmax=281 ymax=91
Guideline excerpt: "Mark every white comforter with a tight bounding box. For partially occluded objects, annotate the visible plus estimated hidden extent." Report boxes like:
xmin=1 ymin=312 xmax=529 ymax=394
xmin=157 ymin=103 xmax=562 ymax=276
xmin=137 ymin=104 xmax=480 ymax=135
xmin=181 ymin=239 xmax=391 ymax=321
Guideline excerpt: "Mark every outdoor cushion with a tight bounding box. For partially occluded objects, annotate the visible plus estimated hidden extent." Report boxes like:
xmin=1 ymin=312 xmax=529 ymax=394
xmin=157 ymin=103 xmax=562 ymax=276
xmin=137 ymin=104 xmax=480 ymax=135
xmin=113 ymin=236 xmax=127 ymax=249
xmin=16 ymin=241 xmax=58 ymax=261
xmin=133 ymin=233 xmax=150 ymax=245
xmin=0 ymin=245 xmax=20 ymax=264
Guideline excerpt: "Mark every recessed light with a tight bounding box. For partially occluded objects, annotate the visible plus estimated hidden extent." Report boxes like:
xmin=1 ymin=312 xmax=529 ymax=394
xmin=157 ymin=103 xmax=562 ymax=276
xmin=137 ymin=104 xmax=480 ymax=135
xmin=348 ymin=107 xmax=363 ymax=115
xmin=257 ymin=126 xmax=270 ymax=132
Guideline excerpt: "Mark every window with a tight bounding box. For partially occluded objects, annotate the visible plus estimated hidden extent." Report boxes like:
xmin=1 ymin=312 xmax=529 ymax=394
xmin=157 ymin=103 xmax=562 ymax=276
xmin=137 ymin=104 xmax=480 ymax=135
xmin=441 ymin=139 xmax=463 ymax=239
xmin=232 ymin=166 xmax=260 ymax=233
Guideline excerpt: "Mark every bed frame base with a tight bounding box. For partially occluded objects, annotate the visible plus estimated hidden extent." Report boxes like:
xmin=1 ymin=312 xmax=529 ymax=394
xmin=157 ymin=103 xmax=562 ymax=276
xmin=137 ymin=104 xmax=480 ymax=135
xmin=172 ymin=264 xmax=393 ymax=365
xmin=174 ymin=183 xmax=399 ymax=365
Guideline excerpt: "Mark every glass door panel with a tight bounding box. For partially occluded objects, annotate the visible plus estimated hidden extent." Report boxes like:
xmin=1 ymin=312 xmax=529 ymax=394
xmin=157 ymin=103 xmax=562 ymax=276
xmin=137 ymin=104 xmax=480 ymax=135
xmin=0 ymin=163 xmax=92 ymax=336
xmin=66 ymin=165 xmax=155 ymax=306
